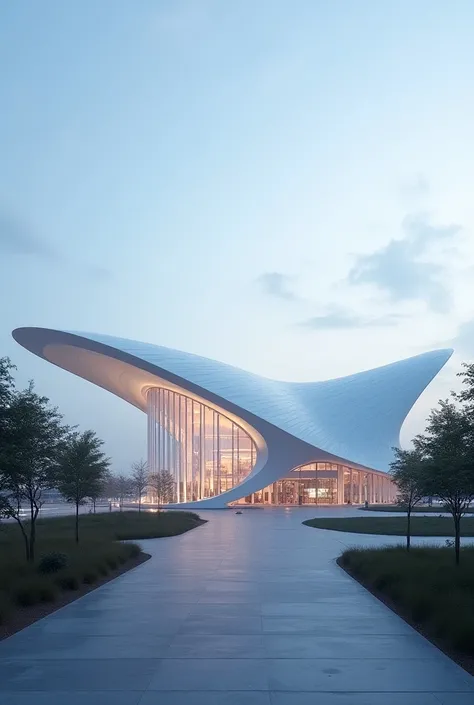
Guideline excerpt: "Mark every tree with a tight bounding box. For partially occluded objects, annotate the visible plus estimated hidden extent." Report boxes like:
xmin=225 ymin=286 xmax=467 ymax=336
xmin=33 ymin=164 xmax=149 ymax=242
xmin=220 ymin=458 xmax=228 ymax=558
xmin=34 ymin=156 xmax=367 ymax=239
xmin=102 ymin=473 xmax=119 ymax=502
xmin=148 ymin=470 xmax=175 ymax=505
xmin=55 ymin=430 xmax=110 ymax=542
xmin=415 ymin=400 xmax=474 ymax=565
xmin=89 ymin=478 xmax=105 ymax=514
xmin=0 ymin=357 xmax=16 ymax=520
xmin=0 ymin=382 xmax=67 ymax=561
xmin=456 ymin=362 xmax=474 ymax=406
xmin=131 ymin=460 xmax=148 ymax=512
xmin=390 ymin=447 xmax=427 ymax=551
xmin=0 ymin=357 xmax=15 ymax=425
xmin=116 ymin=474 xmax=133 ymax=511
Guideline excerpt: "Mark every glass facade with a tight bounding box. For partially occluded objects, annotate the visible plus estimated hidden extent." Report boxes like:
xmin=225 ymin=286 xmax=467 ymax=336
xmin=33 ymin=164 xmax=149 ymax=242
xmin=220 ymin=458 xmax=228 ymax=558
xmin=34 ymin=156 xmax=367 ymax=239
xmin=147 ymin=387 xmax=257 ymax=502
xmin=235 ymin=461 xmax=395 ymax=505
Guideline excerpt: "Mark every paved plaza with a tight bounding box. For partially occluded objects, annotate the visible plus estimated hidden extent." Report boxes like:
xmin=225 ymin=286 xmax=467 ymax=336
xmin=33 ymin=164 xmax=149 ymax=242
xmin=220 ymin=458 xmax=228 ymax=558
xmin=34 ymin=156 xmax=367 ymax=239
xmin=0 ymin=507 xmax=472 ymax=704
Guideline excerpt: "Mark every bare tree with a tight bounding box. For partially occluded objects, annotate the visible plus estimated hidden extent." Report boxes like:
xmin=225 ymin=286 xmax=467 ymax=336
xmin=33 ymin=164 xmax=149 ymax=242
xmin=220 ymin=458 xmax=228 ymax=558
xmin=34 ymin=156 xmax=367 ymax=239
xmin=148 ymin=470 xmax=175 ymax=506
xmin=116 ymin=474 xmax=133 ymax=511
xmin=131 ymin=460 xmax=148 ymax=512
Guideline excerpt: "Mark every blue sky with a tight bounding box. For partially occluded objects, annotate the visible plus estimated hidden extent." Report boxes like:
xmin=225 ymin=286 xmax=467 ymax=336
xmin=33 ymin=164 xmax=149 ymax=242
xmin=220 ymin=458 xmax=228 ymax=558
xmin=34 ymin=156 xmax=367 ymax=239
xmin=1 ymin=0 xmax=474 ymax=470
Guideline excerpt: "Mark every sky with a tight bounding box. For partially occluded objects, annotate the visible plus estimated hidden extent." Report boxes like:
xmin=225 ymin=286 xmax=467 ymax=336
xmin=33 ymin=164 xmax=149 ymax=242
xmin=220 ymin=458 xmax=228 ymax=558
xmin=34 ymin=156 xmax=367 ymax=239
xmin=1 ymin=0 xmax=474 ymax=472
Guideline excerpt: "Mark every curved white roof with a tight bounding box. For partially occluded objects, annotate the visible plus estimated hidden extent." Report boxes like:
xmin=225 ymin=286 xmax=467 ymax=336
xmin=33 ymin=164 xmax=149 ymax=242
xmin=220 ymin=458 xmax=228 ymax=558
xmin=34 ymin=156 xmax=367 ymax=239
xmin=12 ymin=327 xmax=452 ymax=472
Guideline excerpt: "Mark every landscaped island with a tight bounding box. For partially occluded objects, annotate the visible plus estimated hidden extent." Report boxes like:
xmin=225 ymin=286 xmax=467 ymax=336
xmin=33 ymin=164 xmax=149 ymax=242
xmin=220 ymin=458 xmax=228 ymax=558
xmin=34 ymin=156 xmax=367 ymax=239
xmin=359 ymin=504 xmax=474 ymax=514
xmin=0 ymin=510 xmax=204 ymax=636
xmin=303 ymin=515 xmax=474 ymax=536
xmin=339 ymin=545 xmax=474 ymax=673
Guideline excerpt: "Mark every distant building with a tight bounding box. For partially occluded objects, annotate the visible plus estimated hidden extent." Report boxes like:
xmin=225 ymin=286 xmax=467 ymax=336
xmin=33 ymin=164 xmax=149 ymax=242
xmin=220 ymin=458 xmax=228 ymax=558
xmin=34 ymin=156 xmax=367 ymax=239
xmin=40 ymin=489 xmax=65 ymax=504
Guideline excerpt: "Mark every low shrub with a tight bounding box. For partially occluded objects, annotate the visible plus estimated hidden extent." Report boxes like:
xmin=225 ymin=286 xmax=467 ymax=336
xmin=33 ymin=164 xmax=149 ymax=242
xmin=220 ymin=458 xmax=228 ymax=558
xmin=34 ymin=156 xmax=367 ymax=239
xmin=0 ymin=594 xmax=11 ymax=623
xmin=55 ymin=573 xmax=79 ymax=591
xmin=409 ymin=593 xmax=435 ymax=622
xmin=38 ymin=552 xmax=69 ymax=574
xmin=340 ymin=545 xmax=474 ymax=661
xmin=106 ymin=557 xmax=118 ymax=570
xmin=82 ymin=571 xmax=98 ymax=585
xmin=373 ymin=572 xmax=397 ymax=591
xmin=13 ymin=577 xmax=58 ymax=607
xmin=0 ymin=510 xmax=201 ymax=629
xmin=128 ymin=543 xmax=141 ymax=558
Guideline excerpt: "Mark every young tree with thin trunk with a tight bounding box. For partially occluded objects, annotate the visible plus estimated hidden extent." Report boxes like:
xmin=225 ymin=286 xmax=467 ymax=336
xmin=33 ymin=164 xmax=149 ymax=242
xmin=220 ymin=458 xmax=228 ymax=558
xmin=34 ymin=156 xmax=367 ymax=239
xmin=416 ymin=400 xmax=474 ymax=565
xmin=131 ymin=460 xmax=148 ymax=512
xmin=55 ymin=430 xmax=110 ymax=542
xmin=89 ymin=469 xmax=111 ymax=513
xmin=116 ymin=474 xmax=133 ymax=511
xmin=0 ymin=382 xmax=67 ymax=561
xmin=148 ymin=470 xmax=175 ymax=506
xmin=390 ymin=447 xmax=426 ymax=551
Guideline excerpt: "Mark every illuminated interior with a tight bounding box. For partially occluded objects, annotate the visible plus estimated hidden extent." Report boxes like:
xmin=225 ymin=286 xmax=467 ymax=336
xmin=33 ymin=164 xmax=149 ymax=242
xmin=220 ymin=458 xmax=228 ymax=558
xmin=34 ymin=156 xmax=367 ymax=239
xmin=147 ymin=387 xmax=257 ymax=502
xmin=236 ymin=461 xmax=396 ymax=505
xmin=12 ymin=328 xmax=438 ymax=508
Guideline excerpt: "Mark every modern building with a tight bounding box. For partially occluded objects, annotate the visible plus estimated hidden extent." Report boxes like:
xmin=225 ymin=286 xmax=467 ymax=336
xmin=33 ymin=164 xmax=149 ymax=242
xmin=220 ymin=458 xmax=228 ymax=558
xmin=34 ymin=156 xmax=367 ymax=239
xmin=13 ymin=328 xmax=452 ymax=508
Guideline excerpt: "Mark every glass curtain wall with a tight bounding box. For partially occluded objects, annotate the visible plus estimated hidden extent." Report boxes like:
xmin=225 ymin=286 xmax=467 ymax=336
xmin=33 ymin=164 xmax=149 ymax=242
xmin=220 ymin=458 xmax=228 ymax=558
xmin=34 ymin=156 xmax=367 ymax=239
xmin=147 ymin=387 xmax=257 ymax=503
xmin=241 ymin=462 xmax=393 ymax=505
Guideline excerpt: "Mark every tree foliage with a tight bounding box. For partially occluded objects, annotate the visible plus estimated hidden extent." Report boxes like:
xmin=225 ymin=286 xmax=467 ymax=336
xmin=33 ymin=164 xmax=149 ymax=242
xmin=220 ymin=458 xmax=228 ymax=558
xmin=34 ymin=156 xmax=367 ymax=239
xmin=415 ymin=400 xmax=474 ymax=565
xmin=55 ymin=430 xmax=110 ymax=542
xmin=0 ymin=381 xmax=68 ymax=561
xmin=390 ymin=447 xmax=426 ymax=551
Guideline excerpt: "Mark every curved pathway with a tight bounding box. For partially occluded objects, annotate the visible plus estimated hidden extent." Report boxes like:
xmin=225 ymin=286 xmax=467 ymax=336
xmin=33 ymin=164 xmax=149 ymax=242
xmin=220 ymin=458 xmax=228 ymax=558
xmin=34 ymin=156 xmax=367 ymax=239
xmin=0 ymin=506 xmax=472 ymax=704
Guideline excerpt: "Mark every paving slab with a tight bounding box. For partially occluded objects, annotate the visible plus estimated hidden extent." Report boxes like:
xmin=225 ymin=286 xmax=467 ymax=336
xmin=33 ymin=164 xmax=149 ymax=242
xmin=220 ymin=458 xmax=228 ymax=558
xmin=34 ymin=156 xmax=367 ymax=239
xmin=0 ymin=506 xmax=472 ymax=703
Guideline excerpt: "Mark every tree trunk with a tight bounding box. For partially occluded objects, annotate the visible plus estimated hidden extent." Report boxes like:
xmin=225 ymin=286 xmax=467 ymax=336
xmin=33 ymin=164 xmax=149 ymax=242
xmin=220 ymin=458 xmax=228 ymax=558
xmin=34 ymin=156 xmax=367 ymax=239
xmin=29 ymin=501 xmax=36 ymax=562
xmin=406 ymin=508 xmax=411 ymax=552
xmin=93 ymin=498 xmax=96 ymax=514
xmin=454 ymin=514 xmax=461 ymax=565
xmin=14 ymin=518 xmax=30 ymax=562
xmin=75 ymin=501 xmax=79 ymax=543
xmin=138 ymin=496 xmax=141 ymax=513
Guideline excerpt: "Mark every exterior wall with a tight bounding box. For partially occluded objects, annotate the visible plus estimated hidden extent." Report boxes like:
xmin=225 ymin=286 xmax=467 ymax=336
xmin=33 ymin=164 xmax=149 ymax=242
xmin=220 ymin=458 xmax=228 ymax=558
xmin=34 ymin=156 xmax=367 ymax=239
xmin=11 ymin=327 xmax=450 ymax=509
xmin=233 ymin=465 xmax=397 ymax=506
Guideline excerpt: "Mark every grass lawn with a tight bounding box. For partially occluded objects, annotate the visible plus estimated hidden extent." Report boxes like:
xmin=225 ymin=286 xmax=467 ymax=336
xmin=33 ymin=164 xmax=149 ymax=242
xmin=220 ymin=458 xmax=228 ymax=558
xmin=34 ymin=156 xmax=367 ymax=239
xmin=0 ymin=510 xmax=204 ymax=630
xmin=358 ymin=504 xmax=469 ymax=513
xmin=340 ymin=545 xmax=474 ymax=671
xmin=303 ymin=515 xmax=474 ymax=536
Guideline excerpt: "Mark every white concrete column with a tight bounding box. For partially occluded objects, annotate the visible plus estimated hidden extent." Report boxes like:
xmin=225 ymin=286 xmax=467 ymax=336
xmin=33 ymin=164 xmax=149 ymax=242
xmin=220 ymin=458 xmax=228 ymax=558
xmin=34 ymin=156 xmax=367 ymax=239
xmin=273 ymin=482 xmax=278 ymax=505
xmin=390 ymin=479 xmax=395 ymax=503
xmin=349 ymin=469 xmax=353 ymax=504
xmin=337 ymin=466 xmax=345 ymax=504
xmin=359 ymin=473 xmax=363 ymax=504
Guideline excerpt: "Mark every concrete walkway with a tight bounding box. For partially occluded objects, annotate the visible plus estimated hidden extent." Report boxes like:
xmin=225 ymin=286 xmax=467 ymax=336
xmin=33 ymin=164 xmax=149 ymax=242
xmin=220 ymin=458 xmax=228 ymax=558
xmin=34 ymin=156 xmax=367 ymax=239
xmin=0 ymin=507 xmax=473 ymax=704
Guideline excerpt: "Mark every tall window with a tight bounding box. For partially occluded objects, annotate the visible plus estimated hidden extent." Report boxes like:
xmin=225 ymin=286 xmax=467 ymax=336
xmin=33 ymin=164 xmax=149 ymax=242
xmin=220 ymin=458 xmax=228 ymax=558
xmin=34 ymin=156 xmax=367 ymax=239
xmin=147 ymin=388 xmax=257 ymax=502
